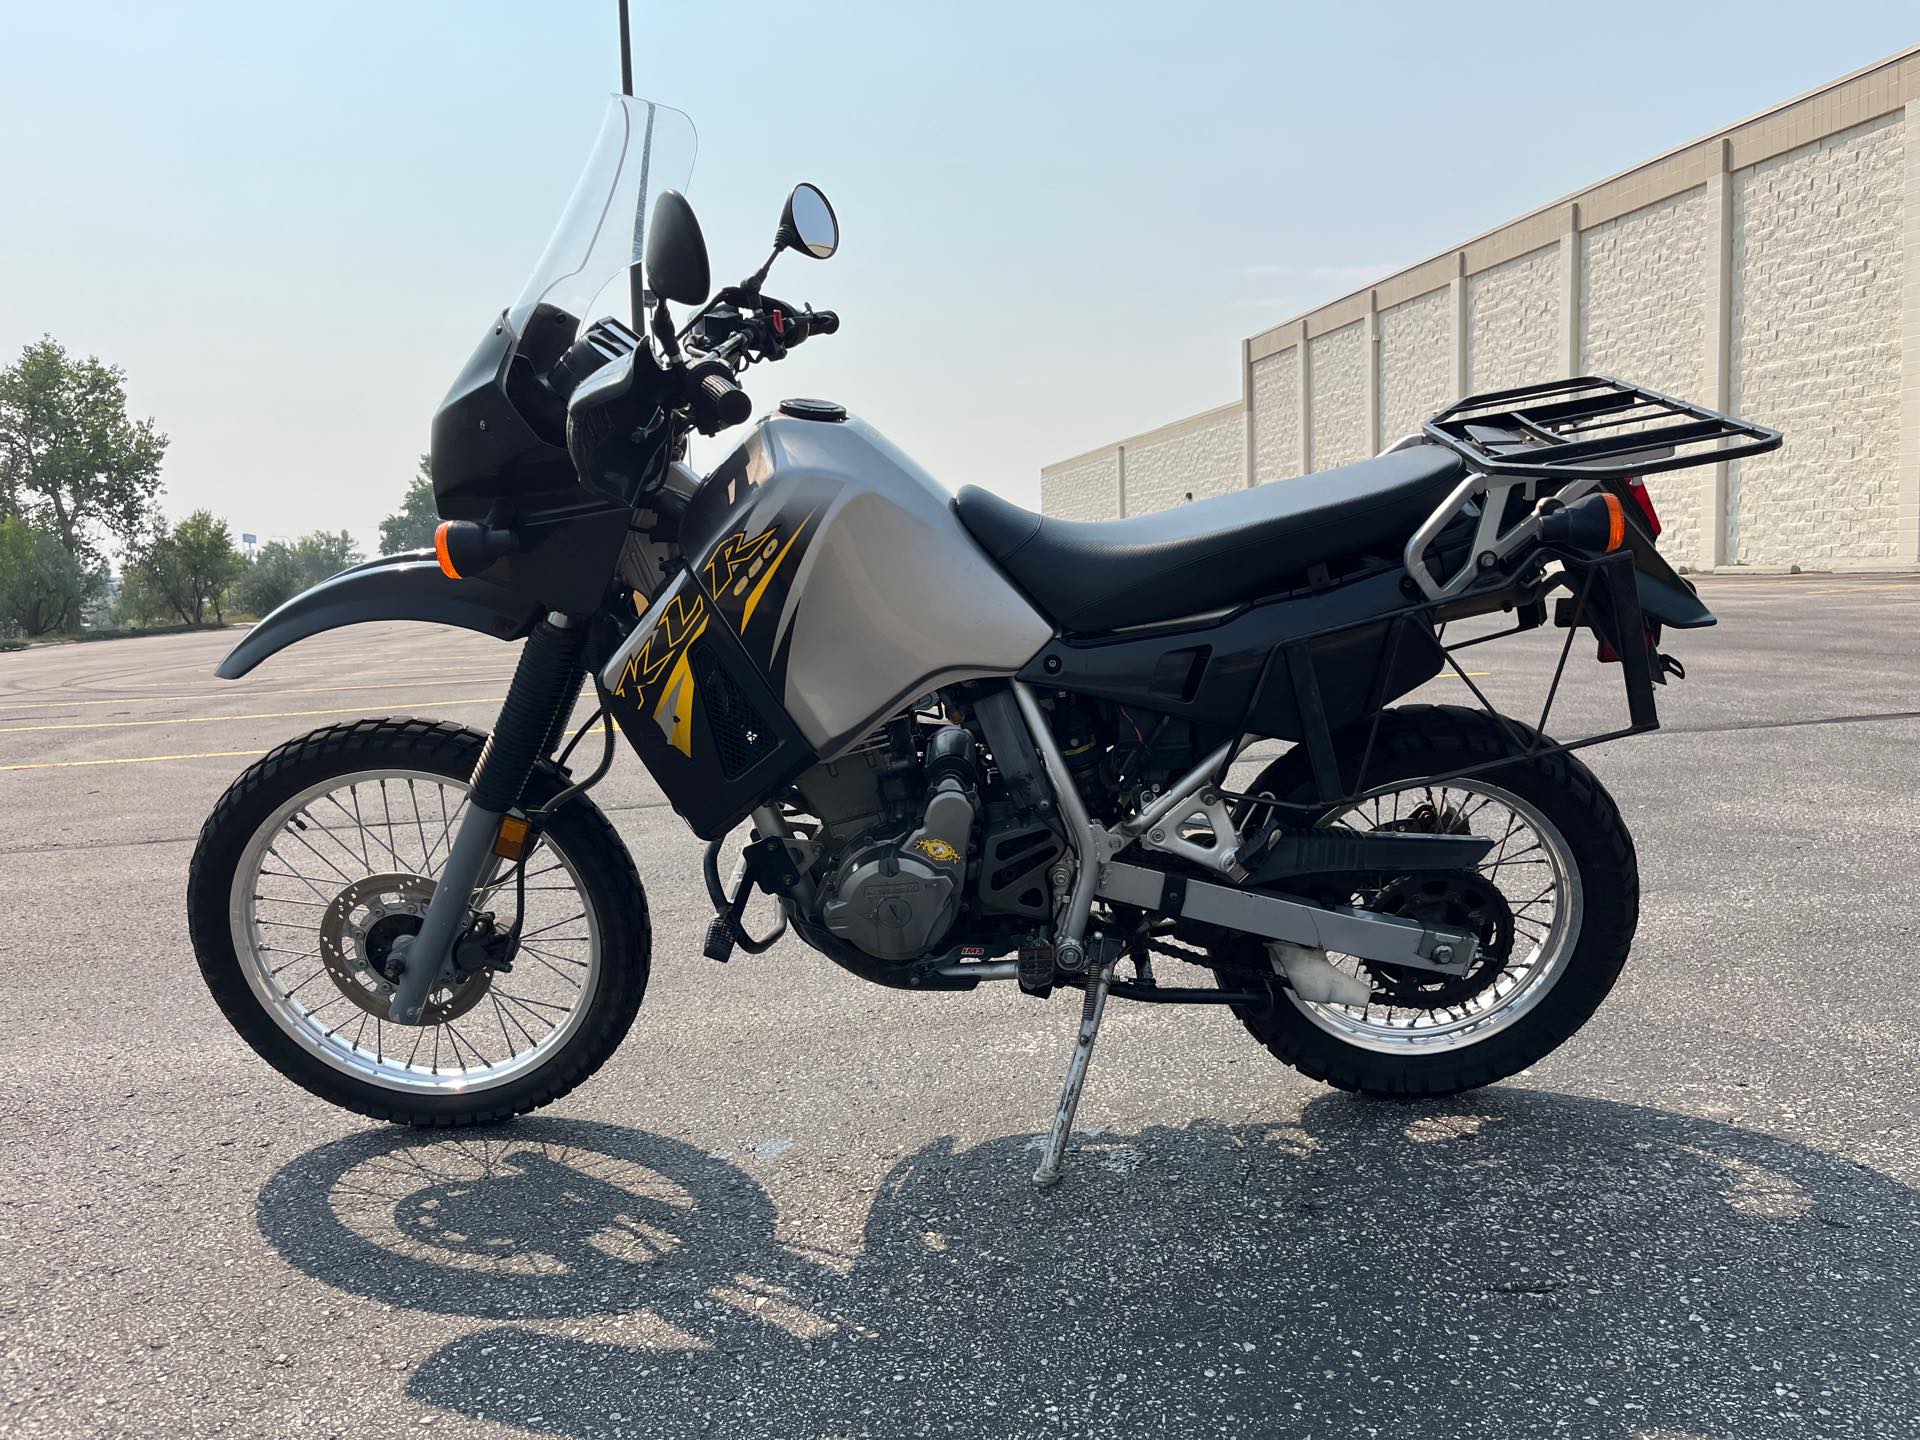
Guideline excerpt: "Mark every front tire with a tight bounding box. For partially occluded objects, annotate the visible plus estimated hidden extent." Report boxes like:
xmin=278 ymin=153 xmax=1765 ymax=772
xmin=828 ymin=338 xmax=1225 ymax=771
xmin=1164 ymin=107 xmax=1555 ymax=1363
xmin=187 ymin=717 xmax=650 ymax=1125
xmin=1215 ymin=704 xmax=1638 ymax=1098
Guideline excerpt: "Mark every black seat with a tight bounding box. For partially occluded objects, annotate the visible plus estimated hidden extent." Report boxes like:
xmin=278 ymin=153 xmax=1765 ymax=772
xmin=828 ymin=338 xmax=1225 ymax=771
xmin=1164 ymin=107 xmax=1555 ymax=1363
xmin=955 ymin=445 xmax=1465 ymax=633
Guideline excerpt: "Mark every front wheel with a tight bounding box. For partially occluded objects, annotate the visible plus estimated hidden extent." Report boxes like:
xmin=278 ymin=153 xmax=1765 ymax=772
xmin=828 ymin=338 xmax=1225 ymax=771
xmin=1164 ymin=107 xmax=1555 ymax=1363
xmin=1212 ymin=704 xmax=1638 ymax=1098
xmin=186 ymin=717 xmax=650 ymax=1125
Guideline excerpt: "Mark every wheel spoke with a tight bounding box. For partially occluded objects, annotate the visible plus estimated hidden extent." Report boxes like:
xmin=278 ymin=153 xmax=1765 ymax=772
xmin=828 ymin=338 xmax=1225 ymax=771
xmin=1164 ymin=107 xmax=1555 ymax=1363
xmin=1294 ymin=777 xmax=1582 ymax=1053
xmin=233 ymin=761 xmax=602 ymax=1096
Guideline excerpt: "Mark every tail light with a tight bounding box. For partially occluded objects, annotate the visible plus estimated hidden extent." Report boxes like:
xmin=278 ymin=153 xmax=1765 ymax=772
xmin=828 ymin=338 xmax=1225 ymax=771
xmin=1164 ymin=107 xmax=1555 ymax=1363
xmin=1623 ymin=476 xmax=1662 ymax=538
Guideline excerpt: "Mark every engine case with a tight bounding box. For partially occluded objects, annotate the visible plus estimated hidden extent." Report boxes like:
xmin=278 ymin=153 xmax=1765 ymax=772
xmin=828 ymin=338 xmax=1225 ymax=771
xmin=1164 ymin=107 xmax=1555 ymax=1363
xmin=822 ymin=771 xmax=975 ymax=962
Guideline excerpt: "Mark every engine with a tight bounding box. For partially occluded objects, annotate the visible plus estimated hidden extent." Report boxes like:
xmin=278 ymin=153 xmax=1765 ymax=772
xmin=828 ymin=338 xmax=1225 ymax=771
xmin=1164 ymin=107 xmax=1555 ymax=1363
xmin=815 ymin=726 xmax=979 ymax=962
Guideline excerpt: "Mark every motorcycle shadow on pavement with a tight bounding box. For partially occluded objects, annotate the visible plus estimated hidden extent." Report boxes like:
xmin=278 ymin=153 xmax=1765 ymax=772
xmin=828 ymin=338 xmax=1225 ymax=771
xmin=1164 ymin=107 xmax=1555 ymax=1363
xmin=258 ymin=1090 xmax=1920 ymax=1438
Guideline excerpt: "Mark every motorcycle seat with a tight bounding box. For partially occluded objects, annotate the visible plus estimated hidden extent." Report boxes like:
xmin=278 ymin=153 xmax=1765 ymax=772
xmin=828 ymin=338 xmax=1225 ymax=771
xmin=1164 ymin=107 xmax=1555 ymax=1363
xmin=954 ymin=444 xmax=1465 ymax=633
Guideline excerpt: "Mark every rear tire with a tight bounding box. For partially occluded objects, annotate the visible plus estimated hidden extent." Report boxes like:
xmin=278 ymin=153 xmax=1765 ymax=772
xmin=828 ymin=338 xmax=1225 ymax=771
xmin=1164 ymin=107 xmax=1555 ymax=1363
xmin=1215 ymin=704 xmax=1637 ymax=1098
xmin=187 ymin=717 xmax=650 ymax=1126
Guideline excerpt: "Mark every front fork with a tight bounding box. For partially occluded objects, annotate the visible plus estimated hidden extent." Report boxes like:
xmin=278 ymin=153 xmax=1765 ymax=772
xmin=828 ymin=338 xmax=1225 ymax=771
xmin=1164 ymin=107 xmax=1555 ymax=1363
xmin=387 ymin=611 xmax=589 ymax=1023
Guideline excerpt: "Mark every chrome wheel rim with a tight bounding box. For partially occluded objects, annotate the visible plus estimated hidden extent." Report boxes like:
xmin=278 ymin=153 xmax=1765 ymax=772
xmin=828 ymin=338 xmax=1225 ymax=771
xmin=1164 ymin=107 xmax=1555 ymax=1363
xmin=228 ymin=767 xmax=601 ymax=1094
xmin=1284 ymin=778 xmax=1583 ymax=1055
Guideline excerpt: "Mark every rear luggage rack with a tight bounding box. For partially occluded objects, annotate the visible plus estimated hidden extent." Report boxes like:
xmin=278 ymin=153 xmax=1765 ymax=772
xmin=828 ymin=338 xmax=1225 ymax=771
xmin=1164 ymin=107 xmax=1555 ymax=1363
xmin=1405 ymin=375 xmax=1780 ymax=604
xmin=1422 ymin=375 xmax=1780 ymax=483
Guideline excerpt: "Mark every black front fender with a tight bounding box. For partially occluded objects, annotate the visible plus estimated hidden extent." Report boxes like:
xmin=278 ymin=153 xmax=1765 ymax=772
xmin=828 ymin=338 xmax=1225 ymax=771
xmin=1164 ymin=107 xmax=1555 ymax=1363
xmin=216 ymin=551 xmax=542 ymax=679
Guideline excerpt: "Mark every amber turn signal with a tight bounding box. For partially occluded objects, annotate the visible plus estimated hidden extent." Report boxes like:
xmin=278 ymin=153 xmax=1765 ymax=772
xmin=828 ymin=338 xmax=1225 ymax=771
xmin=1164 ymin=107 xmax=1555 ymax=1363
xmin=1601 ymin=492 xmax=1626 ymax=554
xmin=492 ymin=815 xmax=531 ymax=862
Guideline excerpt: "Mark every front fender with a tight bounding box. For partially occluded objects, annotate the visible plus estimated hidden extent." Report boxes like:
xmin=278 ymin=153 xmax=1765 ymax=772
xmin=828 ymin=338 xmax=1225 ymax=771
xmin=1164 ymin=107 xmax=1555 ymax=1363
xmin=216 ymin=551 xmax=542 ymax=679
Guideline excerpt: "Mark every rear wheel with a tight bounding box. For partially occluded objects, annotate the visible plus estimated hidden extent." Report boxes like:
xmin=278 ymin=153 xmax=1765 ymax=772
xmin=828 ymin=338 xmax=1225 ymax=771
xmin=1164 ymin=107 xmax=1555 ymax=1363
xmin=187 ymin=717 xmax=650 ymax=1125
xmin=1211 ymin=704 xmax=1637 ymax=1097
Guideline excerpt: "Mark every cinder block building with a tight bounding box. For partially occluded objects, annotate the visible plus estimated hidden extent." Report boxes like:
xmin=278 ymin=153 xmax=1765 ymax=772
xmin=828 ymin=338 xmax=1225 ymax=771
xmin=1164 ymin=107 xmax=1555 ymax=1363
xmin=1041 ymin=48 xmax=1920 ymax=571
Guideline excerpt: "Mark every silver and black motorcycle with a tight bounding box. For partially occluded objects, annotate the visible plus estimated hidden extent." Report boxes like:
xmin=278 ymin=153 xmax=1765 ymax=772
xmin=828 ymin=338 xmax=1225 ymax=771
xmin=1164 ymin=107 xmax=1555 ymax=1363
xmin=186 ymin=90 xmax=1780 ymax=1184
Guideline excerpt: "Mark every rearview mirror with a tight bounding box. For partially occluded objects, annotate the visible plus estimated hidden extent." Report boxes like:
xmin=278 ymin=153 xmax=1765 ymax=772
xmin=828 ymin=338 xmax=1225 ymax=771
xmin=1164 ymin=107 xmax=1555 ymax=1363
xmin=645 ymin=190 xmax=711 ymax=305
xmin=777 ymin=183 xmax=839 ymax=260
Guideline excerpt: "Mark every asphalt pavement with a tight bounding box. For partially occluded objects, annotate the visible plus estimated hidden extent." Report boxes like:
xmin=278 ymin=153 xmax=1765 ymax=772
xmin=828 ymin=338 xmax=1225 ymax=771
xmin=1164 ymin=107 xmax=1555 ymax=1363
xmin=2 ymin=574 xmax=1918 ymax=1439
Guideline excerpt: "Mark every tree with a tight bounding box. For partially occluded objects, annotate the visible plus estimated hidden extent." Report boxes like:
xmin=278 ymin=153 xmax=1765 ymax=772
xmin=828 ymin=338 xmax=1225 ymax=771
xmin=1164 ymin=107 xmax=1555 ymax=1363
xmin=233 ymin=529 xmax=367 ymax=617
xmin=297 ymin=529 xmax=364 ymax=579
xmin=0 ymin=516 xmax=99 ymax=636
xmin=379 ymin=456 xmax=437 ymax=553
xmin=234 ymin=540 xmax=304 ymax=617
xmin=0 ymin=336 xmax=167 ymax=561
xmin=124 ymin=510 xmax=245 ymax=626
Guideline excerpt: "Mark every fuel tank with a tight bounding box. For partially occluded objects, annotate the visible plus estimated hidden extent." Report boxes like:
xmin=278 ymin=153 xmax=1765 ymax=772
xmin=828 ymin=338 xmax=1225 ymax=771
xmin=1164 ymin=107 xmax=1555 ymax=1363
xmin=600 ymin=411 xmax=1051 ymax=837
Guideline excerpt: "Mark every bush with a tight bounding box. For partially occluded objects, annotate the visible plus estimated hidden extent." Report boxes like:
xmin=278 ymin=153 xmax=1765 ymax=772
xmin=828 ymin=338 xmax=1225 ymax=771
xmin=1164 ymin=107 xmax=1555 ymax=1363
xmin=0 ymin=516 xmax=100 ymax=636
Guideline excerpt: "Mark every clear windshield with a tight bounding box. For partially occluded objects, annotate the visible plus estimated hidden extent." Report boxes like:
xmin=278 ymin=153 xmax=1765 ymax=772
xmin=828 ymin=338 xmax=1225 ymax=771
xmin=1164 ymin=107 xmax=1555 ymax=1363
xmin=508 ymin=95 xmax=698 ymax=332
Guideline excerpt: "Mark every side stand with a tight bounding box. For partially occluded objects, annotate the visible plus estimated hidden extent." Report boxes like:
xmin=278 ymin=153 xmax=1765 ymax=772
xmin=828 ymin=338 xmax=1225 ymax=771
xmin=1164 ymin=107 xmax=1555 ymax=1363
xmin=1031 ymin=960 xmax=1116 ymax=1188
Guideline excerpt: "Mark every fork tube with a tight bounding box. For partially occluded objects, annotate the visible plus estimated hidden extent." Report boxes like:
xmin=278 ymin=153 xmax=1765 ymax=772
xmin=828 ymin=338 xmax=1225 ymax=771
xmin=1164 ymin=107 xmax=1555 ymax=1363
xmin=388 ymin=612 xmax=589 ymax=1024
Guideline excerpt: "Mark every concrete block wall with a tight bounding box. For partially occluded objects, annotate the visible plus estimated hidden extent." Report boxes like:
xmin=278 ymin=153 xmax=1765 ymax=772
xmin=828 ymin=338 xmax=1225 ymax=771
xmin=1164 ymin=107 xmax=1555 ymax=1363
xmin=1039 ymin=404 xmax=1244 ymax=521
xmin=1036 ymin=450 xmax=1120 ymax=522
xmin=1730 ymin=114 xmax=1906 ymax=565
xmin=1581 ymin=187 xmax=1713 ymax=563
xmin=1467 ymin=246 xmax=1563 ymax=394
xmin=1308 ymin=321 xmax=1370 ymax=471
xmin=1377 ymin=286 xmax=1455 ymax=447
xmin=1041 ymin=47 xmax=1920 ymax=572
xmin=1249 ymin=348 xmax=1301 ymax=484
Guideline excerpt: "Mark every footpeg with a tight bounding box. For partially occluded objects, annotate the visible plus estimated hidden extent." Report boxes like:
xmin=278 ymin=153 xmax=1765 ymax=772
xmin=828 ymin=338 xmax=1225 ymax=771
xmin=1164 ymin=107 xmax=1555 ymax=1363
xmin=1017 ymin=940 xmax=1054 ymax=995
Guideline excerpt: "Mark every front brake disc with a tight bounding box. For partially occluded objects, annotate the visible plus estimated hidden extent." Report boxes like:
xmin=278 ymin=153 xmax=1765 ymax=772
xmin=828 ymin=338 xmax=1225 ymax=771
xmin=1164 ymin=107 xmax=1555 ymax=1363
xmin=317 ymin=872 xmax=491 ymax=1024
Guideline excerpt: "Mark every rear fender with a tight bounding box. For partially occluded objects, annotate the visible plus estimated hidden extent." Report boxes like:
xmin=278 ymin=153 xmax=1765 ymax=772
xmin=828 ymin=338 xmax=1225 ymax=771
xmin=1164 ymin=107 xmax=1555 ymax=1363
xmin=215 ymin=551 xmax=541 ymax=679
xmin=1624 ymin=523 xmax=1715 ymax=628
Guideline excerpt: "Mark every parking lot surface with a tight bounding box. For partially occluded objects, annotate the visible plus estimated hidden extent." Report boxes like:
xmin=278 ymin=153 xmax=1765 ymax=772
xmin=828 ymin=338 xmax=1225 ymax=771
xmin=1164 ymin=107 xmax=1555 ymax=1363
xmin=3 ymin=573 xmax=1918 ymax=1438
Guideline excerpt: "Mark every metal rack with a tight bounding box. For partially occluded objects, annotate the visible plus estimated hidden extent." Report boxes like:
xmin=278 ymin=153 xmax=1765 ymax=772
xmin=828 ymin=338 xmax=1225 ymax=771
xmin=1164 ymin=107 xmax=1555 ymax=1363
xmin=1422 ymin=375 xmax=1781 ymax=484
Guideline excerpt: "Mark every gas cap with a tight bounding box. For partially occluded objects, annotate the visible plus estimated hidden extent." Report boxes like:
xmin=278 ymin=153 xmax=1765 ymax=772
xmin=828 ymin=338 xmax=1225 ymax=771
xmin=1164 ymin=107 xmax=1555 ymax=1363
xmin=779 ymin=398 xmax=847 ymax=422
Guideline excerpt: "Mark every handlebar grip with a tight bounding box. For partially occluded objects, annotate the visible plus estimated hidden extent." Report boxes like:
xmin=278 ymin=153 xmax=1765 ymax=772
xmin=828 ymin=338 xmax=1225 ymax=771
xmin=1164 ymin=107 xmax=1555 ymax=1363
xmin=809 ymin=310 xmax=839 ymax=336
xmin=697 ymin=370 xmax=752 ymax=428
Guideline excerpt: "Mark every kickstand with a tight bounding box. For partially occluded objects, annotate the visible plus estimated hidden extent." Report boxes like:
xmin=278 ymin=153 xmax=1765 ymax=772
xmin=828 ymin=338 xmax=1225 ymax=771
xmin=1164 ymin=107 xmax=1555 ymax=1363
xmin=1032 ymin=960 xmax=1116 ymax=1188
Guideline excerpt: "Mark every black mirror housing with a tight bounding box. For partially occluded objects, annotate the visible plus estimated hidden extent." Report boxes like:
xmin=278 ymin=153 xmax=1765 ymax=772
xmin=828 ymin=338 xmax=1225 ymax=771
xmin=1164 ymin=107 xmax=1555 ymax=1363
xmin=646 ymin=190 xmax=711 ymax=305
xmin=776 ymin=183 xmax=839 ymax=260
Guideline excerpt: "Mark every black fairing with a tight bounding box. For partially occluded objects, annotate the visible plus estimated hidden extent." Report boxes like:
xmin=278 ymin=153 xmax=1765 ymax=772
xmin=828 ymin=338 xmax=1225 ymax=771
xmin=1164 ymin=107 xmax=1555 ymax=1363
xmin=430 ymin=309 xmax=579 ymax=522
xmin=429 ymin=306 xmax=638 ymax=614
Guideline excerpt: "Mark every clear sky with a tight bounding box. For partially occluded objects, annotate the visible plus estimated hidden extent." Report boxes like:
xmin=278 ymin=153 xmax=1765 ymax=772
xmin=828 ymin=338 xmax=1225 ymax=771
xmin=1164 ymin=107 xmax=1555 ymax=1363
xmin=1 ymin=2 xmax=1915 ymax=552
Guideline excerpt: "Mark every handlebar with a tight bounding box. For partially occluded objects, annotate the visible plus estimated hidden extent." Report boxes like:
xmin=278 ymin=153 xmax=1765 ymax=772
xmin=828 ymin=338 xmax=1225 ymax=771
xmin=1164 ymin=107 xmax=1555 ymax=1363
xmin=693 ymin=366 xmax=752 ymax=431
xmin=795 ymin=308 xmax=838 ymax=338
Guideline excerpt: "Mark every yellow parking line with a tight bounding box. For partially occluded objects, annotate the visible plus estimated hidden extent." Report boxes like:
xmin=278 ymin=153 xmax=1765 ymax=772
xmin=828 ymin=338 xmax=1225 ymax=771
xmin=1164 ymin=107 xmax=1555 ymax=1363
xmin=0 ymin=748 xmax=267 ymax=772
xmin=0 ymin=675 xmax=514 ymax=714
xmin=0 ymin=697 xmax=502 ymax=735
xmin=1794 ymin=583 xmax=1920 ymax=596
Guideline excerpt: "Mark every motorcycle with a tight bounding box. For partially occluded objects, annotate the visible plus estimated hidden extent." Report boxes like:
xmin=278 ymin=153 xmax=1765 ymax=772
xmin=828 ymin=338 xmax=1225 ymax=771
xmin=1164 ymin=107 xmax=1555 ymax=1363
xmin=186 ymin=88 xmax=1781 ymax=1186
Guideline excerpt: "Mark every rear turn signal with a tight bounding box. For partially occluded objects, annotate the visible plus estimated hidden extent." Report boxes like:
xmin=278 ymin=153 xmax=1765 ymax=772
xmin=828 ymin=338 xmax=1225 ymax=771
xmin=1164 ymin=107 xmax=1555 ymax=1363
xmin=1537 ymin=491 xmax=1630 ymax=555
xmin=1601 ymin=492 xmax=1626 ymax=554
xmin=434 ymin=522 xmax=460 ymax=578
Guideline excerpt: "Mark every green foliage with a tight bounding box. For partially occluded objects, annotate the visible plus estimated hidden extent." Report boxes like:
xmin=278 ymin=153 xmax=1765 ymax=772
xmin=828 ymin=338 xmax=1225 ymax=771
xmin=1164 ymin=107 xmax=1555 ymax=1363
xmin=0 ymin=515 xmax=100 ymax=636
xmin=234 ymin=541 xmax=303 ymax=618
xmin=379 ymin=456 xmax=438 ymax=554
xmin=124 ymin=509 xmax=246 ymax=627
xmin=0 ymin=336 xmax=167 ymax=561
xmin=234 ymin=530 xmax=367 ymax=617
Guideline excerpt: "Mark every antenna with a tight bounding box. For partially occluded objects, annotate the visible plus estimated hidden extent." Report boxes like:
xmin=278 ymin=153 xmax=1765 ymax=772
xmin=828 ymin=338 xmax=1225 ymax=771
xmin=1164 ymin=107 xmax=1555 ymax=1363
xmin=617 ymin=0 xmax=634 ymax=95
xmin=618 ymin=1 xmax=647 ymax=327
